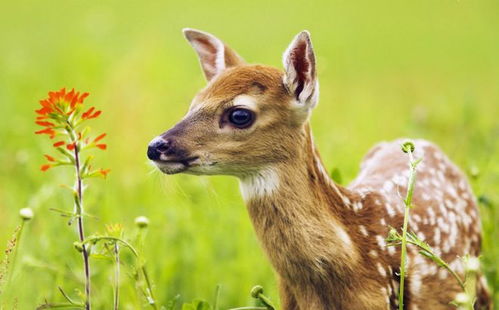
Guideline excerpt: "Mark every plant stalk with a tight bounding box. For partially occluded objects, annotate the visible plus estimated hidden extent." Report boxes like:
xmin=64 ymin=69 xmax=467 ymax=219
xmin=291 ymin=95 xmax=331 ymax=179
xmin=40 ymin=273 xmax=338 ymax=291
xmin=398 ymin=150 xmax=418 ymax=310
xmin=114 ymin=243 xmax=120 ymax=310
xmin=74 ymin=141 xmax=91 ymax=310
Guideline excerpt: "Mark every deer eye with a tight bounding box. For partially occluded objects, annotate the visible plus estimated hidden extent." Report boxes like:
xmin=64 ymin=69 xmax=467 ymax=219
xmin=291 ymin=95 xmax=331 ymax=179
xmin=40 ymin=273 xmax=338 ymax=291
xmin=227 ymin=108 xmax=254 ymax=128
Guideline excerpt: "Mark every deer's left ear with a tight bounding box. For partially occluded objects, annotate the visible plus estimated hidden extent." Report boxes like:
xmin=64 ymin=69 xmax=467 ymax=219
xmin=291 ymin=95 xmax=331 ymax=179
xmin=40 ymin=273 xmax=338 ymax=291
xmin=283 ymin=31 xmax=319 ymax=109
xmin=183 ymin=28 xmax=245 ymax=82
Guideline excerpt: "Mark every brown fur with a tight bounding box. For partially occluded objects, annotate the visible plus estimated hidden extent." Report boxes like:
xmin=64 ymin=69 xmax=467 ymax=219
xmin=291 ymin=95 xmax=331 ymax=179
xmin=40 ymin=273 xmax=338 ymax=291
xmin=151 ymin=30 xmax=492 ymax=309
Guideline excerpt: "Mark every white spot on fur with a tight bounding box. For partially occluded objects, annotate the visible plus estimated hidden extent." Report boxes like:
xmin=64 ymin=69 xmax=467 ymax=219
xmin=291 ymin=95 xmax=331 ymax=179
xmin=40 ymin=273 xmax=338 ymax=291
xmin=369 ymin=250 xmax=378 ymax=258
xmin=376 ymin=235 xmax=387 ymax=250
xmin=410 ymin=273 xmax=422 ymax=296
xmin=240 ymin=169 xmax=279 ymax=201
xmin=387 ymin=245 xmax=396 ymax=255
xmin=353 ymin=202 xmax=363 ymax=212
xmin=358 ymin=225 xmax=368 ymax=237
xmin=438 ymin=269 xmax=448 ymax=280
xmin=434 ymin=229 xmax=441 ymax=245
xmin=385 ymin=204 xmax=396 ymax=217
xmin=377 ymin=263 xmax=387 ymax=277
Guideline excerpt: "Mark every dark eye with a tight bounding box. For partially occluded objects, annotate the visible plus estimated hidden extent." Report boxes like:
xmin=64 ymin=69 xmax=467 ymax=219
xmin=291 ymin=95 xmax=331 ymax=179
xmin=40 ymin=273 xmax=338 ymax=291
xmin=228 ymin=108 xmax=254 ymax=128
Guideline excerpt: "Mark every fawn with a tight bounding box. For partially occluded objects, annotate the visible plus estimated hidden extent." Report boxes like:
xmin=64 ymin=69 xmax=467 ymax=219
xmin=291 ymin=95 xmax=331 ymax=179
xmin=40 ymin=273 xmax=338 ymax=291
xmin=147 ymin=29 xmax=491 ymax=310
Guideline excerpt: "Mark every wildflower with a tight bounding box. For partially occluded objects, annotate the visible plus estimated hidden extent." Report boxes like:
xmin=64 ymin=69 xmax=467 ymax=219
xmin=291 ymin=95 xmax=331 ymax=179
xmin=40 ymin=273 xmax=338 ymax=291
xmin=35 ymin=88 xmax=110 ymax=178
xmin=106 ymin=223 xmax=124 ymax=237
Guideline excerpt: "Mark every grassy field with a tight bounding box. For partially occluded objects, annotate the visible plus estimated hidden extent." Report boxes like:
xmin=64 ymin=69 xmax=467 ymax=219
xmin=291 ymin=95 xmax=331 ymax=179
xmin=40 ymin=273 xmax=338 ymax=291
xmin=0 ymin=0 xmax=498 ymax=308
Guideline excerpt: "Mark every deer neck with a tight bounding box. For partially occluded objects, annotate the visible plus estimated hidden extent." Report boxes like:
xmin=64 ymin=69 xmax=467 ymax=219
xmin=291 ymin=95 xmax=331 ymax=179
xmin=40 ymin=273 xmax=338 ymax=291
xmin=239 ymin=124 xmax=359 ymax=283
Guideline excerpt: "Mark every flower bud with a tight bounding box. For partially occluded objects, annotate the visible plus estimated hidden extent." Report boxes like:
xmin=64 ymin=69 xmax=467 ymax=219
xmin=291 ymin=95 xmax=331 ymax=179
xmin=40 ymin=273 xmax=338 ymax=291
xmin=454 ymin=292 xmax=469 ymax=305
xmin=251 ymin=285 xmax=264 ymax=298
xmin=465 ymin=257 xmax=480 ymax=273
xmin=388 ymin=228 xmax=398 ymax=238
xmin=135 ymin=216 xmax=150 ymax=228
xmin=401 ymin=141 xmax=415 ymax=154
xmin=73 ymin=241 xmax=84 ymax=252
xmin=19 ymin=208 xmax=34 ymax=221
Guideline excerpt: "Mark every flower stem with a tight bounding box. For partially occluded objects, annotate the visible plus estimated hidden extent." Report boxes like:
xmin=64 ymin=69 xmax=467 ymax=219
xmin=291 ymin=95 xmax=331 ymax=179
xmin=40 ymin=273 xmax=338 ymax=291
xmin=398 ymin=149 xmax=419 ymax=310
xmin=113 ymin=243 xmax=120 ymax=310
xmin=73 ymin=141 xmax=91 ymax=310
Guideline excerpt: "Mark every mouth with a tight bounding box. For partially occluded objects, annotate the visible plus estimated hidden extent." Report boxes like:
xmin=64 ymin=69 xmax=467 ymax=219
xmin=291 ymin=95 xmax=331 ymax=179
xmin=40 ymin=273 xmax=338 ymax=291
xmin=152 ymin=156 xmax=199 ymax=174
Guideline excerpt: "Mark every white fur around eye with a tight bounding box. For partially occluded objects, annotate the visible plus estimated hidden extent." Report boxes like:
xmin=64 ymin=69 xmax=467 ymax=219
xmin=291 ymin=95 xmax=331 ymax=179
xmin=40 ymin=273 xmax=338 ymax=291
xmin=233 ymin=95 xmax=258 ymax=110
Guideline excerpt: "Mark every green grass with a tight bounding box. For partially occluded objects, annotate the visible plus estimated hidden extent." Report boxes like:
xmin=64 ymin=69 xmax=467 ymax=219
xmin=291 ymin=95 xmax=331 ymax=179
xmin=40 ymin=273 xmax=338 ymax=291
xmin=0 ymin=0 xmax=498 ymax=308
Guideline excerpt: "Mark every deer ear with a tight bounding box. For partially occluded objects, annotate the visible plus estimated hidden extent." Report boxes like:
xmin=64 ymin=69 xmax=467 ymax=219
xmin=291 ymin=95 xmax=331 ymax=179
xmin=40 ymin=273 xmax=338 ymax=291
xmin=282 ymin=31 xmax=319 ymax=109
xmin=183 ymin=28 xmax=245 ymax=81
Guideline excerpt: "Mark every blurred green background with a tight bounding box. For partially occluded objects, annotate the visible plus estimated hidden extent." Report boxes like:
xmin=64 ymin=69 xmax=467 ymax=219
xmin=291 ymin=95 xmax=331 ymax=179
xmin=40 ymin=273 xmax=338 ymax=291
xmin=0 ymin=0 xmax=498 ymax=308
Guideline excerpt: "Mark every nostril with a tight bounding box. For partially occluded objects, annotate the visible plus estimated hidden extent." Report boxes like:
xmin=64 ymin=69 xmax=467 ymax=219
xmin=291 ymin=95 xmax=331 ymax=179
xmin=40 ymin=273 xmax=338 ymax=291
xmin=147 ymin=144 xmax=160 ymax=160
xmin=155 ymin=139 xmax=171 ymax=153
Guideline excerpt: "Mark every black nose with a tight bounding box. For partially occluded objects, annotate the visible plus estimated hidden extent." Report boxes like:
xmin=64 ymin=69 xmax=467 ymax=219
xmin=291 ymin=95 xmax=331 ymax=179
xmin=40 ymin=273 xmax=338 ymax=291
xmin=147 ymin=138 xmax=172 ymax=160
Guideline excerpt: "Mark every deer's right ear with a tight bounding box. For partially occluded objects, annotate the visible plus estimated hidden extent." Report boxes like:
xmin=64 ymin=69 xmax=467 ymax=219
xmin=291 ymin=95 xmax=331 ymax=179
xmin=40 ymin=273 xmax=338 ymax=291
xmin=183 ymin=28 xmax=245 ymax=81
xmin=282 ymin=31 xmax=318 ymax=109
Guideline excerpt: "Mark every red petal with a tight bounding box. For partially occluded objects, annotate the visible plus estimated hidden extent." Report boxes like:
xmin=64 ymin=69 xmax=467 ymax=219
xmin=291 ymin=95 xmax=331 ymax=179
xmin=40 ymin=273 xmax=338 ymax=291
xmin=44 ymin=154 xmax=56 ymax=162
xmin=35 ymin=128 xmax=55 ymax=136
xmin=67 ymin=143 xmax=76 ymax=150
xmin=99 ymin=168 xmax=111 ymax=177
xmin=35 ymin=121 xmax=55 ymax=127
xmin=35 ymin=107 xmax=52 ymax=115
xmin=53 ymin=141 xmax=65 ymax=147
xmin=64 ymin=88 xmax=75 ymax=102
xmin=90 ymin=110 xmax=102 ymax=119
xmin=82 ymin=107 xmax=95 ymax=119
xmin=94 ymin=133 xmax=106 ymax=143
xmin=41 ymin=164 xmax=51 ymax=171
xmin=96 ymin=144 xmax=107 ymax=150
xmin=78 ymin=92 xmax=90 ymax=103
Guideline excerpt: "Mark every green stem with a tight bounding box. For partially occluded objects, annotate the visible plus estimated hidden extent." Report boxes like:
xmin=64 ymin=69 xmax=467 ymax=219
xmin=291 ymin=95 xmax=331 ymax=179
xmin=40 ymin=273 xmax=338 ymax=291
xmin=73 ymin=136 xmax=91 ymax=310
xmin=80 ymin=236 xmax=157 ymax=309
xmin=398 ymin=151 xmax=418 ymax=310
xmin=81 ymin=237 xmax=138 ymax=257
xmin=113 ymin=243 xmax=120 ymax=310
xmin=141 ymin=265 xmax=158 ymax=309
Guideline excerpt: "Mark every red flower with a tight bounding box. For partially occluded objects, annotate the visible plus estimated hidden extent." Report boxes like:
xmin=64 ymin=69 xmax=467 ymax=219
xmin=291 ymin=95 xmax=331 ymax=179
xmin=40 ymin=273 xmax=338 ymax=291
xmin=35 ymin=88 xmax=89 ymax=117
xmin=35 ymin=88 xmax=109 ymax=177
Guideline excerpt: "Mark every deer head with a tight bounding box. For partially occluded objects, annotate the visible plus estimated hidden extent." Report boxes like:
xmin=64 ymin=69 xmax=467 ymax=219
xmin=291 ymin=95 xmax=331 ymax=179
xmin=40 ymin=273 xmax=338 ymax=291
xmin=147 ymin=29 xmax=319 ymax=177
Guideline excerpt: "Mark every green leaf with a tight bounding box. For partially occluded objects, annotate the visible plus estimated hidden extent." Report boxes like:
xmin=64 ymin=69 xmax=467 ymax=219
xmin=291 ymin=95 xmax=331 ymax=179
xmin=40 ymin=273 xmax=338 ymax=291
xmin=330 ymin=167 xmax=343 ymax=184
xmin=182 ymin=300 xmax=212 ymax=310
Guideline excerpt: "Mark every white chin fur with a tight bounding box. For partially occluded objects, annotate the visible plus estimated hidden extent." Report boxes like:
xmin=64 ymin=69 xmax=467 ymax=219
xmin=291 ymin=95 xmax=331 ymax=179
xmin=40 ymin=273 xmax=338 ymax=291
xmin=154 ymin=161 xmax=187 ymax=174
xmin=239 ymin=168 xmax=279 ymax=201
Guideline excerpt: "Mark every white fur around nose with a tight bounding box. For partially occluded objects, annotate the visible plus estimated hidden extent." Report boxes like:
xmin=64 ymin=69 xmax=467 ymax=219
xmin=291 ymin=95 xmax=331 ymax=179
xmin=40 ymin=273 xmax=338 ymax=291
xmin=239 ymin=169 xmax=279 ymax=201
